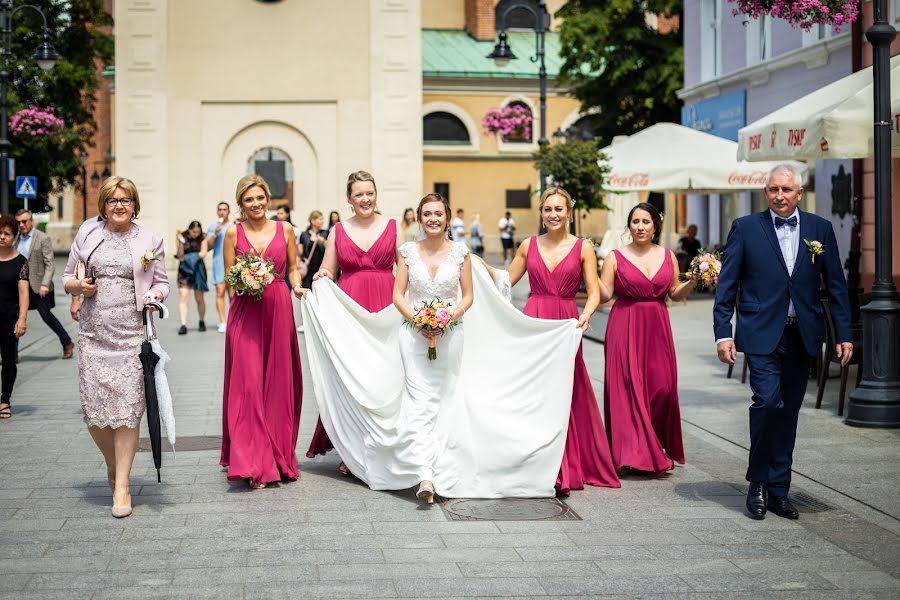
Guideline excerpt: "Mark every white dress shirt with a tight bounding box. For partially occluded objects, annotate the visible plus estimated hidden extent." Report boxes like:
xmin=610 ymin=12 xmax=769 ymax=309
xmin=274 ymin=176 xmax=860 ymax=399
xmin=17 ymin=231 xmax=33 ymax=259
xmin=770 ymin=208 xmax=799 ymax=318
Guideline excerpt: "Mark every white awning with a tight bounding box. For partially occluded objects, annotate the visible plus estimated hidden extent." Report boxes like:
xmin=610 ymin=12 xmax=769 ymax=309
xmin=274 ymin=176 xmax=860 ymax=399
xmin=601 ymin=122 xmax=807 ymax=193
xmin=737 ymin=55 xmax=900 ymax=161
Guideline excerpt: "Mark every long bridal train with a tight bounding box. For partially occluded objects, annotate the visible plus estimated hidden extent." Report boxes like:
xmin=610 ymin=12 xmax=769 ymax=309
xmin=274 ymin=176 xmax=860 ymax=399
xmin=301 ymin=261 xmax=583 ymax=498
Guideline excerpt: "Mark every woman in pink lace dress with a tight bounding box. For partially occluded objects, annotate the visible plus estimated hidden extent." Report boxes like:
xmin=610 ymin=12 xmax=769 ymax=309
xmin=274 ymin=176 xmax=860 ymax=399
xmin=305 ymin=171 xmax=400 ymax=473
xmin=220 ymin=175 xmax=304 ymax=489
xmin=506 ymin=186 xmax=620 ymax=494
xmin=600 ymin=202 xmax=696 ymax=475
xmin=63 ymin=176 xmax=170 ymax=518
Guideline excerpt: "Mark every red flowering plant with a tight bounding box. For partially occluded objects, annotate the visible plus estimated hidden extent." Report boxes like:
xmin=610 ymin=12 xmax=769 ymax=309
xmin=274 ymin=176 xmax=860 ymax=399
xmin=482 ymin=104 xmax=533 ymax=142
xmin=9 ymin=105 xmax=66 ymax=144
xmin=729 ymin=0 xmax=860 ymax=32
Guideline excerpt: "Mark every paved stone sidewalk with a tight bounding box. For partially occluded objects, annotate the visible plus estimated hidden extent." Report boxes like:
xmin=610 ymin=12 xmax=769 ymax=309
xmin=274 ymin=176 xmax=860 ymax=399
xmin=1 ymin=265 xmax=898 ymax=599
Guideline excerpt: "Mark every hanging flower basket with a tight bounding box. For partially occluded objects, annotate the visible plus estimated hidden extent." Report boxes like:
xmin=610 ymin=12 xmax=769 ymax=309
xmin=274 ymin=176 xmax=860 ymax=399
xmin=482 ymin=105 xmax=533 ymax=142
xmin=9 ymin=105 xmax=65 ymax=144
xmin=729 ymin=0 xmax=860 ymax=32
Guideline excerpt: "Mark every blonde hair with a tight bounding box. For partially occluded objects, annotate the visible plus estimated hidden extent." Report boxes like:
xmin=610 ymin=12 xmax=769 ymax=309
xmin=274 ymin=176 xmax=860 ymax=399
xmin=234 ymin=175 xmax=272 ymax=213
xmin=346 ymin=170 xmax=377 ymax=197
xmin=538 ymin=185 xmax=575 ymax=210
xmin=97 ymin=176 xmax=141 ymax=219
xmin=308 ymin=210 xmax=323 ymax=225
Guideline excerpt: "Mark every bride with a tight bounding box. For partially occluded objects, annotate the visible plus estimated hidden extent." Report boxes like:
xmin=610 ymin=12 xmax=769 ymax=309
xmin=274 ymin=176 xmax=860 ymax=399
xmin=301 ymin=194 xmax=584 ymax=501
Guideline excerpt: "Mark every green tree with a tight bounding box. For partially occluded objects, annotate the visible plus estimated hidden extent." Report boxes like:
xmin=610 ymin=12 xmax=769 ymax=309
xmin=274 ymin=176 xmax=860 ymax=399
xmin=6 ymin=0 xmax=113 ymax=206
xmin=556 ymin=0 xmax=683 ymax=146
xmin=533 ymin=140 xmax=610 ymax=211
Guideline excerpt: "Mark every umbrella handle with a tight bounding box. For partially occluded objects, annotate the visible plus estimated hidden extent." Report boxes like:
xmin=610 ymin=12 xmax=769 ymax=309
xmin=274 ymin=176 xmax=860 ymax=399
xmin=143 ymin=301 xmax=166 ymax=340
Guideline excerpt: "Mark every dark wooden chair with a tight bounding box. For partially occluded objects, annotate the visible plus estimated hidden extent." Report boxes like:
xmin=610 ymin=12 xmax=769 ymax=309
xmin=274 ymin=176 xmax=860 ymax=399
xmin=815 ymin=298 xmax=863 ymax=416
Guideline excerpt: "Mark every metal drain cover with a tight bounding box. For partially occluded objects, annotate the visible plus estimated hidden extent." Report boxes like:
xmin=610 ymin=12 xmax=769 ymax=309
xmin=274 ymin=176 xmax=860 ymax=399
xmin=138 ymin=436 xmax=222 ymax=452
xmin=441 ymin=497 xmax=581 ymax=521
xmin=789 ymin=492 xmax=833 ymax=513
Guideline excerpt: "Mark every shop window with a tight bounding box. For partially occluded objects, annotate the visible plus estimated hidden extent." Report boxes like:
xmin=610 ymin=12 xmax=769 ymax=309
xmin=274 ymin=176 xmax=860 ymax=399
xmin=701 ymin=0 xmax=721 ymax=80
xmin=506 ymin=188 xmax=531 ymax=209
xmin=434 ymin=182 xmax=450 ymax=202
xmin=424 ymin=112 xmax=470 ymax=145
xmin=801 ymin=22 xmax=833 ymax=47
xmin=746 ymin=15 xmax=771 ymax=65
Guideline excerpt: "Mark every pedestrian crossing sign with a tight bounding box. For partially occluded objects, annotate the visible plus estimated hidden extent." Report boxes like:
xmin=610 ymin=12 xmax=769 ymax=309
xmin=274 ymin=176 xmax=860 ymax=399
xmin=15 ymin=176 xmax=37 ymax=199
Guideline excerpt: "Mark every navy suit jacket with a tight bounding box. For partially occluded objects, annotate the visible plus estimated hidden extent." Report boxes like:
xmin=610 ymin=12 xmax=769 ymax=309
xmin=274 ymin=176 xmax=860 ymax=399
xmin=714 ymin=210 xmax=851 ymax=357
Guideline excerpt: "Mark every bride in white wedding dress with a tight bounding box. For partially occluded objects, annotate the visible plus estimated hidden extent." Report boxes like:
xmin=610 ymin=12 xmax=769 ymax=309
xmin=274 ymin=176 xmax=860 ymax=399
xmin=301 ymin=194 xmax=584 ymax=501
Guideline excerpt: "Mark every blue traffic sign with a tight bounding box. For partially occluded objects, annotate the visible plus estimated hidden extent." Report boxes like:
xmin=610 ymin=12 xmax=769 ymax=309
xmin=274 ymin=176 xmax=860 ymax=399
xmin=15 ymin=176 xmax=37 ymax=199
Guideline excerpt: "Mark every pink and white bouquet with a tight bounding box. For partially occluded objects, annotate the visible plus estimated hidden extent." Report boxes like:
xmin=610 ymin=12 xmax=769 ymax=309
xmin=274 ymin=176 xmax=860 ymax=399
xmin=405 ymin=298 xmax=459 ymax=361
xmin=679 ymin=249 xmax=722 ymax=292
xmin=225 ymin=251 xmax=278 ymax=301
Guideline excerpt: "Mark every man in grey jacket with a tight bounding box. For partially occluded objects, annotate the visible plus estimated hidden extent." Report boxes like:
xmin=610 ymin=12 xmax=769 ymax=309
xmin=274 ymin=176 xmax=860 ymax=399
xmin=15 ymin=210 xmax=73 ymax=359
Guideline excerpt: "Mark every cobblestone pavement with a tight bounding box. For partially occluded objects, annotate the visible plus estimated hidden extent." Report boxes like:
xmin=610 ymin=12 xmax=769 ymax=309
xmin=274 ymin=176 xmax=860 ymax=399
xmin=0 ymin=259 xmax=898 ymax=599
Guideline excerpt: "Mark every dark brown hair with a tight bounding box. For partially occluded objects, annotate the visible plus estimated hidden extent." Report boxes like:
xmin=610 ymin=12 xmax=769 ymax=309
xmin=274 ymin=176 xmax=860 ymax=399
xmin=0 ymin=215 xmax=17 ymax=235
xmin=626 ymin=202 xmax=663 ymax=245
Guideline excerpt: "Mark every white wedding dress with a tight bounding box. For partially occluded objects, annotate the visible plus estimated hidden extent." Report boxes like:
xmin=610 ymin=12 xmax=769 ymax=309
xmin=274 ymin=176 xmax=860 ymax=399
xmin=301 ymin=241 xmax=583 ymax=498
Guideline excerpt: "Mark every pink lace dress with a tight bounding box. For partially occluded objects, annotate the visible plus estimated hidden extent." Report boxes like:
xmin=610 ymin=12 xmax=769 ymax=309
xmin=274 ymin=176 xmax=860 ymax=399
xmin=78 ymin=227 xmax=146 ymax=428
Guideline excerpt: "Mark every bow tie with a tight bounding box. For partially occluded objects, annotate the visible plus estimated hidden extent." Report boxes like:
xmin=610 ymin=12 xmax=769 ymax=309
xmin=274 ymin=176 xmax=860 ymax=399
xmin=774 ymin=216 xmax=797 ymax=229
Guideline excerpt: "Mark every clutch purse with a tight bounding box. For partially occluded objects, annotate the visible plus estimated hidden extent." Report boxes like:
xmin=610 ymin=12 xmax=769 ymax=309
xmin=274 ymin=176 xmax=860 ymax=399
xmin=74 ymin=260 xmax=86 ymax=281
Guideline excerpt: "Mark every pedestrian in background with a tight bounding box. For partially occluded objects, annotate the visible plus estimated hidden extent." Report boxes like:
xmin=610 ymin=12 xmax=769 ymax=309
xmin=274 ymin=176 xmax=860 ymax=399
xmin=498 ymin=211 xmax=516 ymax=264
xmin=176 ymin=221 xmax=208 ymax=334
xmin=450 ymin=208 xmax=466 ymax=244
xmin=275 ymin=205 xmax=302 ymax=290
xmin=0 ymin=215 xmax=29 ymax=420
xmin=15 ymin=210 xmax=73 ymax=358
xmin=469 ymin=213 xmax=484 ymax=257
xmin=400 ymin=207 xmax=417 ymax=242
xmin=328 ymin=210 xmax=341 ymax=230
xmin=205 ymin=202 xmax=232 ymax=333
xmin=677 ymin=223 xmax=702 ymax=273
xmin=62 ymin=176 xmax=169 ymax=518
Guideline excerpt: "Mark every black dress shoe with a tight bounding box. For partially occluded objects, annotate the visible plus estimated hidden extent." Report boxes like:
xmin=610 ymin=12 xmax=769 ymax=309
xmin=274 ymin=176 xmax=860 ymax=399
xmin=198 ymin=320 xmax=206 ymax=332
xmin=767 ymin=495 xmax=800 ymax=520
xmin=746 ymin=481 xmax=767 ymax=519
xmin=178 ymin=325 xmax=188 ymax=335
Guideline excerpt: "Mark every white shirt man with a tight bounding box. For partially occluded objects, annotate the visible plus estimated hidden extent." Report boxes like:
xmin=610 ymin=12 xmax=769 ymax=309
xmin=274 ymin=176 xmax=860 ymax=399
xmin=450 ymin=210 xmax=466 ymax=244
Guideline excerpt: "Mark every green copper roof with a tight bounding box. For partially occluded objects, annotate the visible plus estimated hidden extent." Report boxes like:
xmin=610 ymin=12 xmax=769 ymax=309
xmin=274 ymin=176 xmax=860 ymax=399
xmin=422 ymin=29 xmax=564 ymax=79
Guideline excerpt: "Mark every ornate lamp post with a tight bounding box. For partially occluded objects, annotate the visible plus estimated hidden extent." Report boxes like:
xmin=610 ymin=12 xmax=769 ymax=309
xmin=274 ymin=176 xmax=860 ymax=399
xmin=488 ymin=0 xmax=551 ymax=194
xmin=846 ymin=0 xmax=900 ymax=427
xmin=0 ymin=1 xmax=58 ymax=215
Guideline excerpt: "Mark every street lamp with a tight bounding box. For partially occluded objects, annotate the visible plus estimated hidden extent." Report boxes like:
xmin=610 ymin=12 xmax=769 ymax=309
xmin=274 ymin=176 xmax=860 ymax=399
xmin=488 ymin=0 xmax=550 ymax=194
xmin=79 ymin=149 xmax=88 ymax=223
xmin=847 ymin=0 xmax=900 ymax=427
xmin=0 ymin=1 xmax=59 ymax=215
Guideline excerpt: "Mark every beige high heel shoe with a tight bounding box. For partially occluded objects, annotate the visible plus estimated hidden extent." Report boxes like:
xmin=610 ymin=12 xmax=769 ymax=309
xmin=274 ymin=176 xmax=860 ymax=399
xmin=416 ymin=481 xmax=435 ymax=504
xmin=111 ymin=492 xmax=132 ymax=518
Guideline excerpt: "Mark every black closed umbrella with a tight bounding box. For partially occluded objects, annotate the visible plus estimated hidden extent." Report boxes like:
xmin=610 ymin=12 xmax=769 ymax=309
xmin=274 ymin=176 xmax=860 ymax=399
xmin=139 ymin=301 xmax=167 ymax=482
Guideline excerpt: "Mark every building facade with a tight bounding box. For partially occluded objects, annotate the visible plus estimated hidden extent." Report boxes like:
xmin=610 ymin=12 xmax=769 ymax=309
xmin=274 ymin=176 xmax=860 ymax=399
xmin=679 ymin=0 xmax=853 ymax=266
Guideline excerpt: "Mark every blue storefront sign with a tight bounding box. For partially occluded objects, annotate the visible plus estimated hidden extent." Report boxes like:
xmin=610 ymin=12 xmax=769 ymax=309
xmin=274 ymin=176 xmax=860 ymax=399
xmin=681 ymin=90 xmax=746 ymax=141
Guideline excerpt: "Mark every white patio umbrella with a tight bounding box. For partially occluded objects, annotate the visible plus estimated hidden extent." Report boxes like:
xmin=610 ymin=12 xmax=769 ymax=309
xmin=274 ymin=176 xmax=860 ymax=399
xmin=601 ymin=123 xmax=807 ymax=192
xmin=737 ymin=55 xmax=900 ymax=161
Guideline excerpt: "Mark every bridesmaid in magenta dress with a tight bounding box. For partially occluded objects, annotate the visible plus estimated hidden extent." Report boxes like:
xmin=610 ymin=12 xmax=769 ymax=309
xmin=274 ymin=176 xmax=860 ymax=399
xmin=599 ymin=202 xmax=697 ymax=475
xmin=220 ymin=175 xmax=304 ymax=488
xmin=306 ymin=171 xmax=399 ymax=465
xmin=507 ymin=186 xmax=620 ymax=493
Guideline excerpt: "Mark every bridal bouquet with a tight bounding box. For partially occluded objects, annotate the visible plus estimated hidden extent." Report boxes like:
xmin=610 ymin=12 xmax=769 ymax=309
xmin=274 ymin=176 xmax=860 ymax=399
xmin=679 ymin=249 xmax=722 ymax=292
xmin=406 ymin=298 xmax=459 ymax=361
xmin=225 ymin=251 xmax=279 ymax=301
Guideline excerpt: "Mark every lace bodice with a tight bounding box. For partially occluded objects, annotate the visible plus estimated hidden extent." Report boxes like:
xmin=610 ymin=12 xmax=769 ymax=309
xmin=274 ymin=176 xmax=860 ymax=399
xmin=400 ymin=241 xmax=468 ymax=308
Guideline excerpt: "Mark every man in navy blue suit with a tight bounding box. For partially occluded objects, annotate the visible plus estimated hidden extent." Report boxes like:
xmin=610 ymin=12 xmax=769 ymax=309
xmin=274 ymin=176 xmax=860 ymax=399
xmin=714 ymin=164 xmax=853 ymax=520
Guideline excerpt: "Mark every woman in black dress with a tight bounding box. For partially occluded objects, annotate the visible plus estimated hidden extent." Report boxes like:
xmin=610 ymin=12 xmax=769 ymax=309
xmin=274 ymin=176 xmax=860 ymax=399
xmin=299 ymin=210 xmax=328 ymax=289
xmin=176 ymin=220 xmax=208 ymax=334
xmin=0 ymin=215 xmax=29 ymax=420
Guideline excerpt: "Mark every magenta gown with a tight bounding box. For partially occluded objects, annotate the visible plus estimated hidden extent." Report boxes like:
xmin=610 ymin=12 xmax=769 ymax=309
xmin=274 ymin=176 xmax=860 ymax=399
xmin=603 ymin=249 xmax=685 ymax=474
xmin=306 ymin=219 xmax=397 ymax=458
xmin=220 ymin=222 xmax=303 ymax=484
xmin=523 ymin=237 xmax=621 ymax=493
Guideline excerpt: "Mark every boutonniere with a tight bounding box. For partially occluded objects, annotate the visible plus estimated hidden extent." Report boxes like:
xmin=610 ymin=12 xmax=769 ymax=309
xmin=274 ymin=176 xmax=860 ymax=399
xmin=804 ymin=239 xmax=824 ymax=264
xmin=140 ymin=249 xmax=157 ymax=271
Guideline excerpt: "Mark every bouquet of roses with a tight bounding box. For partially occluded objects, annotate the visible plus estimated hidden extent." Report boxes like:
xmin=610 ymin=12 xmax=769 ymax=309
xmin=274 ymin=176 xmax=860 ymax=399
xmin=225 ymin=251 xmax=279 ymax=301
xmin=405 ymin=298 xmax=459 ymax=361
xmin=679 ymin=248 xmax=722 ymax=292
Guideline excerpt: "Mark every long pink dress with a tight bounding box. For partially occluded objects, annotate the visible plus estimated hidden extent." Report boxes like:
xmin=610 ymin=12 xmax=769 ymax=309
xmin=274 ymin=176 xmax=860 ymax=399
xmin=523 ymin=237 xmax=621 ymax=493
xmin=306 ymin=219 xmax=397 ymax=458
xmin=603 ymin=249 xmax=684 ymax=474
xmin=220 ymin=222 xmax=303 ymax=484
